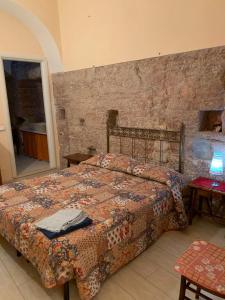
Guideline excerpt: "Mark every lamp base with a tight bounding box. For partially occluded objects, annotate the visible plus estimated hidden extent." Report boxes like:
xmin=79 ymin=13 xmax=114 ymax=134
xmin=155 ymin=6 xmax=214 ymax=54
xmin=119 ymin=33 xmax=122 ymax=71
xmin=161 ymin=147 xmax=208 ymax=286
xmin=211 ymin=181 xmax=220 ymax=187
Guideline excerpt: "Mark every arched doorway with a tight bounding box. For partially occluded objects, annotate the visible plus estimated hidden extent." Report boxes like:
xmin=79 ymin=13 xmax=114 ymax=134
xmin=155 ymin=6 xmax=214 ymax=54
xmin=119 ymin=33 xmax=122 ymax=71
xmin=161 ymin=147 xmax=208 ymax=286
xmin=0 ymin=1 xmax=61 ymax=181
xmin=0 ymin=0 xmax=63 ymax=73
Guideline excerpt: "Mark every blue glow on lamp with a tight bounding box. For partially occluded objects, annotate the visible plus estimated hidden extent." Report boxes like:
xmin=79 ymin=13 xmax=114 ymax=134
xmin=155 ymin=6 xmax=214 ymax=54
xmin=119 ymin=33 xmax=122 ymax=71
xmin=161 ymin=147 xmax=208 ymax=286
xmin=210 ymin=151 xmax=223 ymax=187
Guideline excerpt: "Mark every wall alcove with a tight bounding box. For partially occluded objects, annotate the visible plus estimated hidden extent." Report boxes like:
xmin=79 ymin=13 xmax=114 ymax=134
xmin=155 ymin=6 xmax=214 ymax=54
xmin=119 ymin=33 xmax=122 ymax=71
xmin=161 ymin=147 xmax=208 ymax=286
xmin=199 ymin=110 xmax=224 ymax=133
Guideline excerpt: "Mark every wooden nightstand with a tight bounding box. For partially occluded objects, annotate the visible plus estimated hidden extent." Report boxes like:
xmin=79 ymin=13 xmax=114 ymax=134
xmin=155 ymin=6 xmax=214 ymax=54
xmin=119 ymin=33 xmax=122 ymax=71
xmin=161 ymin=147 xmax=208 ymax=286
xmin=0 ymin=169 xmax=2 ymax=185
xmin=188 ymin=177 xmax=225 ymax=225
xmin=63 ymin=153 xmax=93 ymax=167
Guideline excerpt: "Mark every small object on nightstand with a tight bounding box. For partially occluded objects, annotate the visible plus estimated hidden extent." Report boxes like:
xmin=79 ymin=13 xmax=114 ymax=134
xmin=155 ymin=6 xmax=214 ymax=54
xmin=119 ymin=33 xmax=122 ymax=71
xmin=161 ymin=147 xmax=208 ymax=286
xmin=87 ymin=146 xmax=96 ymax=156
xmin=63 ymin=153 xmax=93 ymax=167
xmin=188 ymin=177 xmax=225 ymax=225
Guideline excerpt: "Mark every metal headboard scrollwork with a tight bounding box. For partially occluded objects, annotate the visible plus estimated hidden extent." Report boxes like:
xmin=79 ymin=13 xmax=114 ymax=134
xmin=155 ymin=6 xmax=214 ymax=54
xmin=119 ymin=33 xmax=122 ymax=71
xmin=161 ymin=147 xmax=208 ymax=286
xmin=106 ymin=110 xmax=185 ymax=173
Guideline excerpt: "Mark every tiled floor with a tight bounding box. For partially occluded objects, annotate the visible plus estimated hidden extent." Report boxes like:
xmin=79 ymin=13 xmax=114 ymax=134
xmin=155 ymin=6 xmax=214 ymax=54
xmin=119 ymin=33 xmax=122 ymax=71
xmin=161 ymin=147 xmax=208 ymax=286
xmin=0 ymin=217 xmax=224 ymax=300
xmin=16 ymin=154 xmax=50 ymax=177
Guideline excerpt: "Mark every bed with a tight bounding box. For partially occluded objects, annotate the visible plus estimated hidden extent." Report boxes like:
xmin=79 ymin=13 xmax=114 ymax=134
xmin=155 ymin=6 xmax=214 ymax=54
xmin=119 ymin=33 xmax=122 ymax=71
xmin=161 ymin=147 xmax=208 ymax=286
xmin=0 ymin=110 xmax=188 ymax=300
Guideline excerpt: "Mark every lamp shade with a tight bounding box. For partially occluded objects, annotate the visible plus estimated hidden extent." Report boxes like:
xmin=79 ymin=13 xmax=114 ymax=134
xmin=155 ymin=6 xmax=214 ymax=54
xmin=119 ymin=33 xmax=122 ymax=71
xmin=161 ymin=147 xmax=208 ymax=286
xmin=210 ymin=152 xmax=224 ymax=176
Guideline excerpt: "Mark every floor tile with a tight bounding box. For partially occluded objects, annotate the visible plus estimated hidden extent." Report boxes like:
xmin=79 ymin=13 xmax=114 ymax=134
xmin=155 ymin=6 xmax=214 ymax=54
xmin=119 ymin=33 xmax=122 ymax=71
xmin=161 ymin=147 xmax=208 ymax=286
xmin=16 ymin=154 xmax=49 ymax=177
xmin=0 ymin=237 xmax=40 ymax=286
xmin=96 ymin=279 xmax=134 ymax=300
xmin=146 ymin=267 xmax=180 ymax=300
xmin=128 ymin=249 xmax=159 ymax=277
xmin=19 ymin=278 xmax=79 ymax=300
xmin=112 ymin=266 xmax=172 ymax=300
xmin=0 ymin=258 xmax=24 ymax=300
xmin=143 ymin=244 xmax=179 ymax=278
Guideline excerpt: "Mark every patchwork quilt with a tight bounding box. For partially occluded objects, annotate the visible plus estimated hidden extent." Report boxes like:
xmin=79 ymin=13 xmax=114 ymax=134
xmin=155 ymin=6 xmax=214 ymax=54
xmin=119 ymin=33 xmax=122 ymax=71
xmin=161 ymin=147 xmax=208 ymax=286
xmin=0 ymin=153 xmax=188 ymax=299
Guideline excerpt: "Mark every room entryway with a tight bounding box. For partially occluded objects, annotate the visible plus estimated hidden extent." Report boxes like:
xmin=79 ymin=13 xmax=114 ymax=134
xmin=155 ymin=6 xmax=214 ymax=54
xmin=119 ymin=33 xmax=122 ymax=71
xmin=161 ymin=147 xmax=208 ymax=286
xmin=1 ymin=58 xmax=56 ymax=178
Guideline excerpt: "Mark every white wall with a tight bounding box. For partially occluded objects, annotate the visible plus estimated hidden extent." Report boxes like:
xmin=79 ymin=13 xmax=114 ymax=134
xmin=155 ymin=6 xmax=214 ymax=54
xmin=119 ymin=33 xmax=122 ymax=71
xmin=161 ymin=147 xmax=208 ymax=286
xmin=58 ymin=0 xmax=225 ymax=71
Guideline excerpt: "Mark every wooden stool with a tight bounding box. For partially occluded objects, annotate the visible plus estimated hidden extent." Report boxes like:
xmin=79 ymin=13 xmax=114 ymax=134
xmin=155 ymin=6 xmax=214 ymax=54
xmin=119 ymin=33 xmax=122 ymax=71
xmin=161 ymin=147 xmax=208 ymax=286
xmin=175 ymin=241 xmax=225 ymax=300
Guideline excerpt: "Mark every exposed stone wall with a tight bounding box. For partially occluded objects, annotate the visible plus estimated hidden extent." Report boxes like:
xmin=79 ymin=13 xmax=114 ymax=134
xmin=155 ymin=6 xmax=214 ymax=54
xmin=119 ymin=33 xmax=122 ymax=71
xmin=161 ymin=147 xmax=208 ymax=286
xmin=52 ymin=46 xmax=225 ymax=179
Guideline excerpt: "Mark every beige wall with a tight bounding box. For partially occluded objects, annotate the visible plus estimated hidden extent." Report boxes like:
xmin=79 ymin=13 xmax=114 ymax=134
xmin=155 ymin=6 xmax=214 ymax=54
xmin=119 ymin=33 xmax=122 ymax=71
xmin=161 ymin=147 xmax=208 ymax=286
xmin=58 ymin=0 xmax=225 ymax=71
xmin=13 ymin=0 xmax=61 ymax=53
xmin=0 ymin=10 xmax=44 ymax=183
xmin=0 ymin=10 xmax=43 ymax=57
xmin=0 ymin=0 xmax=63 ymax=72
xmin=3 ymin=0 xmax=225 ymax=72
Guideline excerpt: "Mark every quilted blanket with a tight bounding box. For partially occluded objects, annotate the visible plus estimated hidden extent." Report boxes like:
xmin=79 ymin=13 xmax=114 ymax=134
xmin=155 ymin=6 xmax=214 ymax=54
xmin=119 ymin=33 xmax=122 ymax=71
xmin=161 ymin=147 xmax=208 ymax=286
xmin=0 ymin=153 xmax=188 ymax=299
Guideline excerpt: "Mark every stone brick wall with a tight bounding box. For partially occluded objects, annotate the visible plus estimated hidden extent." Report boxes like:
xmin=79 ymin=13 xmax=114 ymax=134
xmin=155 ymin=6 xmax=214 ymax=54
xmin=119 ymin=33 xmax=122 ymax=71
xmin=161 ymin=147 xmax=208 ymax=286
xmin=52 ymin=46 xmax=225 ymax=179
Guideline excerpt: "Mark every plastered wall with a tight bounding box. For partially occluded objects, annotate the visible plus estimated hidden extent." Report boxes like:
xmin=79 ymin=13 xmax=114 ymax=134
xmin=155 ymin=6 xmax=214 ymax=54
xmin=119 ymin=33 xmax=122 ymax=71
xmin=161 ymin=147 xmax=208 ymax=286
xmin=58 ymin=0 xmax=225 ymax=71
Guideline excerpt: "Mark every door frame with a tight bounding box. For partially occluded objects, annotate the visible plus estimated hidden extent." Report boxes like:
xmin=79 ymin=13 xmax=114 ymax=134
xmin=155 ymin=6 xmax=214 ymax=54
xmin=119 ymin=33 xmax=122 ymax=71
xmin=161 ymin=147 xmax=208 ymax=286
xmin=0 ymin=55 xmax=57 ymax=178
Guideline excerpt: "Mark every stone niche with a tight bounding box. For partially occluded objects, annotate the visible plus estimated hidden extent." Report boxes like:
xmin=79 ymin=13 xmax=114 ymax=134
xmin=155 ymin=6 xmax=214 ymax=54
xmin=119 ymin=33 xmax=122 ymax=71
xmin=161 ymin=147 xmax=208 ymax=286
xmin=199 ymin=110 xmax=225 ymax=133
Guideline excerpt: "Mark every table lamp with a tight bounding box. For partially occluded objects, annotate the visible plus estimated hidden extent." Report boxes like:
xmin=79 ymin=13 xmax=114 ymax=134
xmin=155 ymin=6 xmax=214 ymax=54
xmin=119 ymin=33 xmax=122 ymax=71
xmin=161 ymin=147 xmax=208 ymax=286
xmin=209 ymin=151 xmax=223 ymax=187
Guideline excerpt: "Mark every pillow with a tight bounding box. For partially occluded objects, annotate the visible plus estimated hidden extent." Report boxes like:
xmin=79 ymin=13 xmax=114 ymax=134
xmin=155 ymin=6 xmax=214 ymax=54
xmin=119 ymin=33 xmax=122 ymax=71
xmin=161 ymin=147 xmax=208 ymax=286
xmin=83 ymin=153 xmax=184 ymax=188
xmin=83 ymin=153 xmax=140 ymax=172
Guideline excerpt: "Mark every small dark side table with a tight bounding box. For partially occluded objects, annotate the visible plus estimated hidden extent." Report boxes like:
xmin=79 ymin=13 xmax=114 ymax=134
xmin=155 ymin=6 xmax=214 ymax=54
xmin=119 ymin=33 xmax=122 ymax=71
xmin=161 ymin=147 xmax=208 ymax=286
xmin=188 ymin=177 xmax=225 ymax=225
xmin=63 ymin=153 xmax=93 ymax=167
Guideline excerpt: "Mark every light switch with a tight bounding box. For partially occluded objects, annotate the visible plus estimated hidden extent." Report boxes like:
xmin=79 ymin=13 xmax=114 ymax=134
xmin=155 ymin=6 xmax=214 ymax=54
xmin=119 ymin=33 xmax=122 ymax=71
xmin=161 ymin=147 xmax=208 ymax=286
xmin=0 ymin=125 xmax=6 ymax=131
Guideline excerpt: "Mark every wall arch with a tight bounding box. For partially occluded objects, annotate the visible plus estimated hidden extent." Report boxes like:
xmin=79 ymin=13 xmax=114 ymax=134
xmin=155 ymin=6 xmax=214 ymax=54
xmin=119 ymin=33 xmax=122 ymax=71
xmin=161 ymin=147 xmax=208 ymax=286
xmin=0 ymin=0 xmax=63 ymax=73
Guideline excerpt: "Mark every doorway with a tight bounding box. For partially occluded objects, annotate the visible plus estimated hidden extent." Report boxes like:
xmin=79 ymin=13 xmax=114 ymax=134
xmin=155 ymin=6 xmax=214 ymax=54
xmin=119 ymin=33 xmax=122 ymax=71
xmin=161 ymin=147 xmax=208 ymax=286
xmin=2 ymin=59 xmax=56 ymax=177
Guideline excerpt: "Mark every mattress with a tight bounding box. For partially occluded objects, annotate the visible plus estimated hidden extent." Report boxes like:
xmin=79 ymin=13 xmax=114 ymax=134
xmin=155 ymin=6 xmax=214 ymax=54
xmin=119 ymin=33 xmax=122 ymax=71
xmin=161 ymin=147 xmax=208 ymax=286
xmin=0 ymin=153 xmax=188 ymax=299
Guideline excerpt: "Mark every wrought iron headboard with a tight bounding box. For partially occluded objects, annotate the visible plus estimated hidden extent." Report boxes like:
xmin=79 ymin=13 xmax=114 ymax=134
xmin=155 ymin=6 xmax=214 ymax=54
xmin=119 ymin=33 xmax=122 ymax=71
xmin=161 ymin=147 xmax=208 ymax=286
xmin=106 ymin=110 xmax=185 ymax=173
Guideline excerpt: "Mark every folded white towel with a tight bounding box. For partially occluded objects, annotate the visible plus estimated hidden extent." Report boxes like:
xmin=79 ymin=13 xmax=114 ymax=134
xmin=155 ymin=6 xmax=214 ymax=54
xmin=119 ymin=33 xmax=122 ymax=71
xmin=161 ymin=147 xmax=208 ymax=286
xmin=35 ymin=209 xmax=88 ymax=233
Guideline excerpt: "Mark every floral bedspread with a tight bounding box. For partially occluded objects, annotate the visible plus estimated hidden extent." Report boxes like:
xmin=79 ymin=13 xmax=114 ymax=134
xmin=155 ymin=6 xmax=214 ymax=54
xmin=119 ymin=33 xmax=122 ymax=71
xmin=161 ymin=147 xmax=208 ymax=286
xmin=0 ymin=153 xmax=188 ymax=299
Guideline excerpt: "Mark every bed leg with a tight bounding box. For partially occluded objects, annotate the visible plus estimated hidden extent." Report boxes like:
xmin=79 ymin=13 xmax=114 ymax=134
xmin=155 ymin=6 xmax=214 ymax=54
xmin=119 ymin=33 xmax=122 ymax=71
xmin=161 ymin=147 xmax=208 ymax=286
xmin=16 ymin=250 xmax=22 ymax=257
xmin=63 ymin=282 xmax=70 ymax=300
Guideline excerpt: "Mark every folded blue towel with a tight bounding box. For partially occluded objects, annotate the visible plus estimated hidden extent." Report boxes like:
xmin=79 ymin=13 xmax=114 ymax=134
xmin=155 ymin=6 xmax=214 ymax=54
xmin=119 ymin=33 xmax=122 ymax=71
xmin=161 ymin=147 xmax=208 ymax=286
xmin=39 ymin=217 xmax=93 ymax=239
xmin=35 ymin=209 xmax=87 ymax=232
